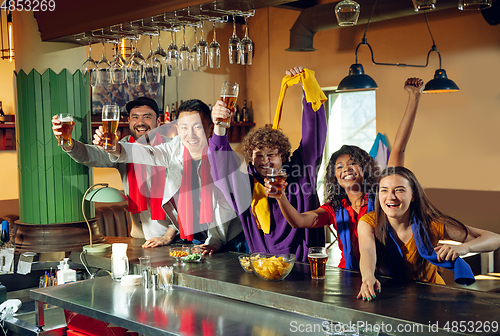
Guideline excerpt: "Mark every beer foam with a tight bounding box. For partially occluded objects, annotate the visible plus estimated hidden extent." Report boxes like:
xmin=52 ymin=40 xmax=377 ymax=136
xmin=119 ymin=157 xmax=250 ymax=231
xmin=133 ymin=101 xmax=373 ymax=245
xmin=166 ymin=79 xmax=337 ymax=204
xmin=102 ymin=118 xmax=119 ymax=121
xmin=59 ymin=117 xmax=73 ymax=122
xmin=308 ymin=253 xmax=328 ymax=258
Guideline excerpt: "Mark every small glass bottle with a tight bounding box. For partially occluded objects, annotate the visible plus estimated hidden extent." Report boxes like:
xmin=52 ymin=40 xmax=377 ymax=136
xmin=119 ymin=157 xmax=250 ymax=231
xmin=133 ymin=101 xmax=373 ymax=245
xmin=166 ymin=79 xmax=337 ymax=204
xmin=242 ymin=100 xmax=249 ymax=123
xmin=235 ymin=104 xmax=241 ymax=123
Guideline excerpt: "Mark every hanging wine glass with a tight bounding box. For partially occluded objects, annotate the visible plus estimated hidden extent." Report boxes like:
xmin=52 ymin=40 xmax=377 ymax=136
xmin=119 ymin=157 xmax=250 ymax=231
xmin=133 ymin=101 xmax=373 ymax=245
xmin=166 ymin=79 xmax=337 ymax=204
xmin=167 ymin=26 xmax=179 ymax=73
xmin=126 ymin=38 xmax=145 ymax=86
xmin=228 ymin=15 xmax=240 ymax=65
xmin=179 ymin=25 xmax=190 ymax=71
xmin=191 ymin=26 xmax=200 ymax=72
xmin=153 ymin=30 xmax=168 ymax=77
xmin=81 ymin=41 xmax=97 ymax=86
xmin=110 ymin=43 xmax=126 ymax=84
xmin=239 ymin=16 xmax=253 ymax=66
xmin=145 ymin=35 xmax=162 ymax=84
xmin=209 ymin=21 xmax=220 ymax=69
xmin=96 ymin=41 xmax=111 ymax=85
xmin=197 ymin=20 xmax=208 ymax=68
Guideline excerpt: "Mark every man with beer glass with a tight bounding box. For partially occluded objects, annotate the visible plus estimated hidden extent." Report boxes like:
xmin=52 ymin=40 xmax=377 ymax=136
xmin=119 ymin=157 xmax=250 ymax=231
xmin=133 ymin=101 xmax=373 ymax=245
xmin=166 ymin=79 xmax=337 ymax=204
xmin=209 ymin=66 xmax=327 ymax=262
xmin=52 ymin=97 xmax=180 ymax=248
xmin=94 ymin=99 xmax=246 ymax=256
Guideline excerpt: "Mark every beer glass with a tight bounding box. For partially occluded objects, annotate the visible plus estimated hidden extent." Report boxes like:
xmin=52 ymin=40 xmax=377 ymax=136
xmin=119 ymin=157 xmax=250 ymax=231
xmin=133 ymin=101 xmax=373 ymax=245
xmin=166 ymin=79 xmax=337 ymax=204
xmin=308 ymin=247 xmax=328 ymax=280
xmin=217 ymin=81 xmax=239 ymax=128
xmin=57 ymin=113 xmax=75 ymax=146
xmin=267 ymin=168 xmax=286 ymax=197
xmin=102 ymin=104 xmax=120 ymax=151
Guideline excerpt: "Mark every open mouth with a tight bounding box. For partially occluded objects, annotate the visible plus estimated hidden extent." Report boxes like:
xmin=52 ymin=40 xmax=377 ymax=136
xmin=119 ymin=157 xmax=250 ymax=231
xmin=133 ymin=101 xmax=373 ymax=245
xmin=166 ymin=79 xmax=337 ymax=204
xmin=385 ymin=203 xmax=400 ymax=209
xmin=343 ymin=174 xmax=356 ymax=181
xmin=187 ymin=139 xmax=200 ymax=145
xmin=135 ymin=127 xmax=150 ymax=134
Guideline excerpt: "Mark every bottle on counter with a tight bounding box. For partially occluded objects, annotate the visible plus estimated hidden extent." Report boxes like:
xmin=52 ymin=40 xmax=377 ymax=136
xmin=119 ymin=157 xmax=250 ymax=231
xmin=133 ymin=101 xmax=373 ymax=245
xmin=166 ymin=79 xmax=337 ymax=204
xmin=242 ymin=100 xmax=249 ymax=123
xmin=0 ymin=101 xmax=5 ymax=124
xmin=57 ymin=258 xmax=76 ymax=285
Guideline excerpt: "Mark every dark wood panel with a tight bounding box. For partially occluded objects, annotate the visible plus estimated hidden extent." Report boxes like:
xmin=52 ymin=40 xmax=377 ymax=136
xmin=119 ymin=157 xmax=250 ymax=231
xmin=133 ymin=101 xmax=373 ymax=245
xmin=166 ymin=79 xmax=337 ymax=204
xmin=35 ymin=0 xmax=296 ymax=42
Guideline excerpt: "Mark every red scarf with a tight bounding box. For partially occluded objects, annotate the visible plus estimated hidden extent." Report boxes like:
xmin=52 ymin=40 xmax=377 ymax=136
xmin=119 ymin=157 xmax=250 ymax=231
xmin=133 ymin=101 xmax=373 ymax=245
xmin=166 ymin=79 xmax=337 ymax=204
xmin=177 ymin=146 xmax=213 ymax=241
xmin=127 ymin=135 xmax=166 ymax=220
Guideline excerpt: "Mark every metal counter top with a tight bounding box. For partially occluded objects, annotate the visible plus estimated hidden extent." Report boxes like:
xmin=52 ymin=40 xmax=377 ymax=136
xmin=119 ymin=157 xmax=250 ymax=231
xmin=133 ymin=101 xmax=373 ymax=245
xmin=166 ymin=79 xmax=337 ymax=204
xmin=30 ymin=277 xmax=330 ymax=336
xmin=31 ymin=237 xmax=500 ymax=335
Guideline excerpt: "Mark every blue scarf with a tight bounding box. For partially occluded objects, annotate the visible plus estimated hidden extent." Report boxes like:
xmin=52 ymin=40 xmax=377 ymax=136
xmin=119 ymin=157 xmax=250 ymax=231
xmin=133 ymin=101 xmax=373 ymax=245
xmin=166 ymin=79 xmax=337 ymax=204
xmin=335 ymin=196 xmax=374 ymax=270
xmin=385 ymin=216 xmax=475 ymax=285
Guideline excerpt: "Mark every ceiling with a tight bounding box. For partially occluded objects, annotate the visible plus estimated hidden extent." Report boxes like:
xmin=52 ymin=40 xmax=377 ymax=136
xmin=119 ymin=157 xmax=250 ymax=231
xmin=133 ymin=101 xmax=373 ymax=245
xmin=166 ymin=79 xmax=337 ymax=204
xmin=34 ymin=0 xmax=319 ymax=44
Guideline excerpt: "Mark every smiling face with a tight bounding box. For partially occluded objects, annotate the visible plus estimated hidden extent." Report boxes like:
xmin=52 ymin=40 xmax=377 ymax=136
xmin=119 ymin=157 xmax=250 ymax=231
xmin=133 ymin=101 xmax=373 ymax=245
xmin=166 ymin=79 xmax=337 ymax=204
xmin=378 ymin=174 xmax=414 ymax=221
xmin=128 ymin=105 xmax=160 ymax=140
xmin=334 ymin=154 xmax=364 ymax=192
xmin=251 ymin=146 xmax=284 ymax=179
xmin=177 ymin=111 xmax=211 ymax=159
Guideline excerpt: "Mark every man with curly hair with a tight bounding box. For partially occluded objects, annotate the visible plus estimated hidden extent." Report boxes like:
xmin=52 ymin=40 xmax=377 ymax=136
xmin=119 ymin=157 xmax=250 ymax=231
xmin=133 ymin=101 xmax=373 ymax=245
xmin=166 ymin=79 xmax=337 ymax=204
xmin=209 ymin=66 xmax=327 ymax=262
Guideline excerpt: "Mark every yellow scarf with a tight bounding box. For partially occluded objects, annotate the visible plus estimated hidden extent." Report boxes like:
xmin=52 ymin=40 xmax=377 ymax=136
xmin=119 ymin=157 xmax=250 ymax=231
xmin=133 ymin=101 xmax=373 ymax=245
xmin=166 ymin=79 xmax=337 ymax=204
xmin=251 ymin=68 xmax=326 ymax=234
xmin=272 ymin=68 xmax=327 ymax=129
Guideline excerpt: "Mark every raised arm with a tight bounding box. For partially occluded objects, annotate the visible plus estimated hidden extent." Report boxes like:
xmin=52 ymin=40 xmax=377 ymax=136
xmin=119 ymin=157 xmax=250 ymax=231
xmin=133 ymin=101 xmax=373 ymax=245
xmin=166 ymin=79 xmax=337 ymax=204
xmin=267 ymin=181 xmax=329 ymax=228
xmin=436 ymin=225 xmax=500 ymax=262
xmin=295 ymin=69 xmax=327 ymax=179
xmin=357 ymin=220 xmax=381 ymax=301
xmin=52 ymin=115 xmax=117 ymax=168
xmin=387 ymin=78 xmax=424 ymax=167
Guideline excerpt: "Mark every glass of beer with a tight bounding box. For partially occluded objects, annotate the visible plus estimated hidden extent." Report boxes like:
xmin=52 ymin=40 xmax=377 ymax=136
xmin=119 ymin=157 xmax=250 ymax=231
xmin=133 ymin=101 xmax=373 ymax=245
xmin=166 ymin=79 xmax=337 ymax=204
xmin=267 ymin=168 xmax=286 ymax=197
xmin=102 ymin=104 xmax=120 ymax=151
xmin=218 ymin=81 xmax=239 ymax=128
xmin=308 ymin=247 xmax=328 ymax=280
xmin=57 ymin=113 xmax=75 ymax=146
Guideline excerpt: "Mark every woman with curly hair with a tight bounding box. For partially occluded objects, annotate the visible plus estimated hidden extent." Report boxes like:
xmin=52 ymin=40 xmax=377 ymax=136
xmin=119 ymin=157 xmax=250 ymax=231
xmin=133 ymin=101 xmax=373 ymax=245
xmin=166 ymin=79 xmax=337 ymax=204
xmin=209 ymin=66 xmax=327 ymax=262
xmin=270 ymin=78 xmax=425 ymax=269
xmin=357 ymin=167 xmax=500 ymax=300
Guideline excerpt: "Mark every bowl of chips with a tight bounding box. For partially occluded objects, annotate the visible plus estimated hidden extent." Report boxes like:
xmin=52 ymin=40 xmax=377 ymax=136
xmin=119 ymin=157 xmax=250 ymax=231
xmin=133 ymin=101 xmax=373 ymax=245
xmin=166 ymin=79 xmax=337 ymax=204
xmin=250 ymin=253 xmax=295 ymax=281
xmin=238 ymin=254 xmax=254 ymax=273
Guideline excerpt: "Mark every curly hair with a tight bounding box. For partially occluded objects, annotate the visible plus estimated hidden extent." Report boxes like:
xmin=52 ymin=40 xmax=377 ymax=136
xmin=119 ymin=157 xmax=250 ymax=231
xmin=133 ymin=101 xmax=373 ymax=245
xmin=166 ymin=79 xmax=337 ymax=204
xmin=323 ymin=145 xmax=381 ymax=212
xmin=241 ymin=126 xmax=291 ymax=163
xmin=373 ymin=166 xmax=468 ymax=281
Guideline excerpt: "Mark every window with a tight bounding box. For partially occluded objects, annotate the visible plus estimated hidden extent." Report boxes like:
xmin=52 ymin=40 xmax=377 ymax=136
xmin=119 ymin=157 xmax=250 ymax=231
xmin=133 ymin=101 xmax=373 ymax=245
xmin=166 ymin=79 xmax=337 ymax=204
xmin=317 ymin=89 xmax=376 ymax=259
xmin=317 ymin=89 xmax=376 ymax=203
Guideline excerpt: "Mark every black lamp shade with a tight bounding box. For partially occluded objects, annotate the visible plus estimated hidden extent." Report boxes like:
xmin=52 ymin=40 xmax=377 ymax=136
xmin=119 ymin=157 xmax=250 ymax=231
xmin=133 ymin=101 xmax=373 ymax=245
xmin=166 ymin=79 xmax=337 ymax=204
xmin=337 ymin=64 xmax=378 ymax=92
xmin=423 ymin=69 xmax=459 ymax=93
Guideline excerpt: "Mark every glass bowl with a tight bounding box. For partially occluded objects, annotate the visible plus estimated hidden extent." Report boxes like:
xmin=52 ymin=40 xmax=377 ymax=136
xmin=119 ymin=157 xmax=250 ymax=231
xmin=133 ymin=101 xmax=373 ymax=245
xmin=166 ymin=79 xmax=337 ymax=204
xmin=238 ymin=254 xmax=254 ymax=273
xmin=169 ymin=246 xmax=190 ymax=266
xmin=183 ymin=245 xmax=202 ymax=263
xmin=250 ymin=253 xmax=295 ymax=281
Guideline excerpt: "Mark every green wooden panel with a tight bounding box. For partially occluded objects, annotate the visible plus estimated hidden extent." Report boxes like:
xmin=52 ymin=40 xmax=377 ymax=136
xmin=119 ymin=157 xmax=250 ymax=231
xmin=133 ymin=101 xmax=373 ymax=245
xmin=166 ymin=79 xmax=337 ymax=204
xmin=42 ymin=70 xmax=56 ymax=224
xmin=16 ymin=68 xmax=92 ymax=224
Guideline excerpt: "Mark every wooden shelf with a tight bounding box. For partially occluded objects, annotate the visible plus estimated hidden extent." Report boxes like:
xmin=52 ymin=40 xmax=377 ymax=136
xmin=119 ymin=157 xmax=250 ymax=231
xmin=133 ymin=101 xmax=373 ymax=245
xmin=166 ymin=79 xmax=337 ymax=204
xmin=226 ymin=122 xmax=256 ymax=143
xmin=0 ymin=120 xmax=16 ymax=150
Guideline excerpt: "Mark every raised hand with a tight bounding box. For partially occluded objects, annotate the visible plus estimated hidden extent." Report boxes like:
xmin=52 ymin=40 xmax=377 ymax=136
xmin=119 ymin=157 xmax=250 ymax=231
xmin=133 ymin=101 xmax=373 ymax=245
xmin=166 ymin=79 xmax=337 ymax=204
xmin=404 ymin=77 xmax=425 ymax=95
xmin=286 ymin=66 xmax=304 ymax=77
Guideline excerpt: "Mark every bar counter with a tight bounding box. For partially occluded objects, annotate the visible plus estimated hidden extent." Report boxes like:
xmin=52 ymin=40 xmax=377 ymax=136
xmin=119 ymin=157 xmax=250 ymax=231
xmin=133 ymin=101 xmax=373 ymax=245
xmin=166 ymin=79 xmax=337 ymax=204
xmin=31 ymin=238 xmax=500 ymax=336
